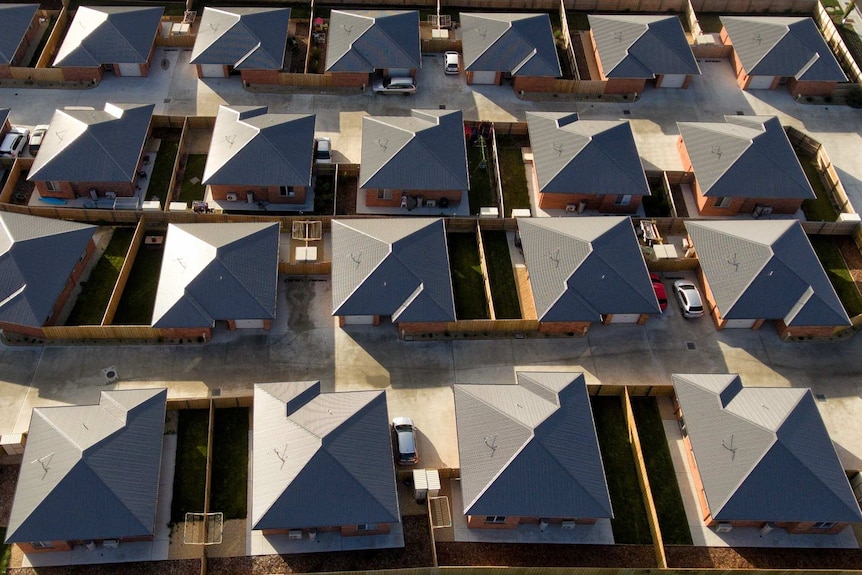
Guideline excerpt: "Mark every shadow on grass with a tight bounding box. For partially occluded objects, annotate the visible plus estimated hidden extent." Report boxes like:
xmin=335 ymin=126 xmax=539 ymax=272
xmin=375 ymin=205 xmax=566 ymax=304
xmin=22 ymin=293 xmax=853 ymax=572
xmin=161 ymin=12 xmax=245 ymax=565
xmin=178 ymin=155 xmax=208 ymax=204
xmin=171 ymin=409 xmax=208 ymax=524
xmin=210 ymin=408 xmax=249 ymax=520
xmin=811 ymin=235 xmax=862 ymax=316
xmin=448 ymin=232 xmax=489 ymax=320
xmin=66 ymin=228 xmax=134 ymax=326
xmin=112 ymin=246 xmax=164 ymax=325
xmin=481 ymin=230 xmax=521 ymax=319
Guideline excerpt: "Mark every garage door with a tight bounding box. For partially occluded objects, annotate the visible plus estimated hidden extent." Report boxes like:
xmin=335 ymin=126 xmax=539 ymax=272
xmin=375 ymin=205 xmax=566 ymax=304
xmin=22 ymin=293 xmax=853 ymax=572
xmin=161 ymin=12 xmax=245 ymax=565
xmin=747 ymin=75 xmax=775 ymax=89
xmin=116 ymin=62 xmax=142 ymax=77
xmin=234 ymin=319 xmax=265 ymax=329
xmin=471 ymin=70 xmax=498 ymax=85
xmin=660 ymin=74 xmax=687 ymax=88
xmin=343 ymin=315 xmax=375 ymax=325
xmin=723 ymin=319 xmax=757 ymax=329
xmin=199 ymin=64 xmax=226 ymax=78
xmin=608 ymin=313 xmax=642 ymax=324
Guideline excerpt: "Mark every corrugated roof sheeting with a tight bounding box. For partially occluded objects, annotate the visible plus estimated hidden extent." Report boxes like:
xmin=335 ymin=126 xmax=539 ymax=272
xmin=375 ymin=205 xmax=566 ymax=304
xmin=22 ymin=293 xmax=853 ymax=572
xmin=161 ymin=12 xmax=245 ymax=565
xmin=325 ymin=10 xmax=420 ymax=72
xmin=460 ymin=13 xmax=561 ymax=77
xmin=53 ymin=6 xmax=163 ymax=67
xmin=191 ymin=7 xmax=290 ymax=69
xmin=0 ymin=4 xmax=39 ymax=64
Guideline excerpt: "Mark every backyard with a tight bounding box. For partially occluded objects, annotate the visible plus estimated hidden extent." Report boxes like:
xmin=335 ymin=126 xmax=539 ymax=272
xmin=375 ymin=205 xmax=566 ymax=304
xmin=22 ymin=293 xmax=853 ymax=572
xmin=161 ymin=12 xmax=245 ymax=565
xmin=111 ymin=245 xmax=164 ymax=325
xmin=810 ymin=235 xmax=862 ymax=317
xmin=467 ymin=144 xmax=495 ymax=214
xmin=209 ymin=408 xmax=250 ymax=520
xmin=146 ymin=138 xmax=180 ymax=204
xmin=314 ymin=173 xmax=335 ymax=215
xmin=448 ymin=232 xmax=489 ymax=320
xmin=481 ymin=230 xmax=521 ymax=319
xmin=797 ymin=150 xmax=840 ymax=222
xmin=643 ymin=178 xmax=673 ymax=218
xmin=177 ymin=155 xmax=208 ymax=205
xmin=171 ymin=409 xmax=209 ymax=524
xmin=496 ymin=146 xmax=531 ymax=215
xmin=65 ymin=227 xmax=134 ymax=326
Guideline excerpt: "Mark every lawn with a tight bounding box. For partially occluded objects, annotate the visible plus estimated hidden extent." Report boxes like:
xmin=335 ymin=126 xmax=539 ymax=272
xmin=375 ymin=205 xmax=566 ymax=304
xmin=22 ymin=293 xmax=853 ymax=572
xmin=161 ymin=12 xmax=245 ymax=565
xmin=66 ymin=228 xmax=134 ymax=326
xmin=481 ymin=231 xmax=521 ymax=319
xmin=798 ymin=152 xmax=839 ymax=222
xmin=696 ymin=13 xmax=724 ymax=34
xmin=146 ymin=140 xmax=179 ymax=204
xmin=810 ymin=236 xmax=862 ymax=317
xmin=448 ymin=232 xmax=490 ymax=320
xmin=171 ymin=409 xmax=209 ymax=524
xmin=631 ymin=398 xmax=693 ymax=545
xmin=0 ymin=528 xmax=9 ymax=574
xmin=837 ymin=24 xmax=862 ymax=72
xmin=497 ymin=147 xmax=531 ymax=215
xmin=112 ymin=246 xmax=164 ymax=325
xmin=468 ymin=144 xmax=495 ymax=214
xmin=591 ymin=396 xmax=652 ymax=545
xmin=209 ymin=408 xmax=249 ymax=520
xmin=178 ymin=155 xmax=208 ymax=204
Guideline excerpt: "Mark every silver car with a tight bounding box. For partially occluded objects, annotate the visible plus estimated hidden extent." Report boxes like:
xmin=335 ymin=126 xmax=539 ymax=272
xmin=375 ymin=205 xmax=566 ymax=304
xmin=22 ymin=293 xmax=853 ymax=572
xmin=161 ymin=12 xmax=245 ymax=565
xmin=29 ymin=124 xmax=49 ymax=154
xmin=673 ymin=280 xmax=705 ymax=318
xmin=392 ymin=416 xmax=418 ymax=465
xmin=372 ymin=76 xmax=416 ymax=95
xmin=444 ymin=51 xmax=460 ymax=75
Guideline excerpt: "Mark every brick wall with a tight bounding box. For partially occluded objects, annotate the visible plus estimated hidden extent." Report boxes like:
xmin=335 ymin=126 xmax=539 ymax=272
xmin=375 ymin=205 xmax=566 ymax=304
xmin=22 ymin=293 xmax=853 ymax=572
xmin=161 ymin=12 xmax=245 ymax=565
xmin=466 ymin=515 xmax=521 ymax=529
xmin=787 ymin=78 xmax=839 ymax=97
xmin=35 ymin=180 xmax=136 ymax=200
xmin=159 ymin=327 xmax=213 ymax=339
xmin=603 ymin=78 xmax=646 ymax=94
xmin=364 ymin=189 xmax=462 ymax=208
xmin=680 ymin=433 xmax=714 ymax=523
xmin=330 ymin=72 xmax=369 ymax=87
xmin=398 ymin=321 xmax=448 ymax=335
xmin=61 ymin=66 xmax=103 ymax=83
xmin=775 ymin=321 xmax=838 ymax=338
xmin=210 ymin=185 xmax=307 ymax=204
xmin=0 ymin=65 xmax=12 ymax=79
xmin=590 ymin=29 xmax=605 ymax=80
xmin=783 ymin=521 xmax=848 ymax=534
xmin=513 ymin=75 xmax=556 ymax=93
xmin=537 ymin=192 xmax=642 ymax=213
xmin=0 ymin=321 xmax=44 ymax=338
xmin=15 ymin=541 xmax=73 ymax=554
xmin=48 ymin=238 xmax=96 ymax=325
xmin=340 ymin=522 xmax=392 ymax=536
xmin=241 ymin=69 xmax=281 ymax=85
xmin=538 ymin=321 xmax=591 ymax=335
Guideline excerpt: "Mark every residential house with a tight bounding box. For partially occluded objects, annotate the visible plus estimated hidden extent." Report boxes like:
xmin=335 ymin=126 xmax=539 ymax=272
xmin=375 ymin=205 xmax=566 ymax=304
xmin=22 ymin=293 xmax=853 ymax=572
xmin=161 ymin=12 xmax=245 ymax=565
xmin=720 ymin=16 xmax=847 ymax=96
xmin=5 ymin=388 xmax=168 ymax=553
xmin=684 ymin=220 xmax=850 ymax=337
xmin=588 ymin=14 xmax=701 ymax=93
xmin=676 ymin=115 xmax=815 ymax=216
xmin=150 ymin=222 xmax=280 ymax=334
xmin=0 ymin=4 xmax=40 ymax=79
xmin=460 ymin=13 xmax=561 ymax=90
xmin=190 ymin=7 xmax=290 ymax=82
xmin=28 ymin=102 xmax=155 ymax=201
xmin=0 ymin=108 xmax=10 ymax=135
xmin=525 ymin=112 xmax=650 ymax=213
xmin=360 ymin=109 xmax=468 ymax=212
xmin=252 ymin=381 xmax=402 ymax=544
xmin=52 ymin=6 xmax=163 ymax=80
xmin=454 ymin=371 xmax=613 ymax=530
xmin=203 ymin=105 xmax=314 ymax=206
xmin=325 ymin=10 xmax=421 ymax=88
xmin=672 ymin=373 xmax=862 ymax=534
xmin=0 ymin=212 xmax=96 ymax=338
xmin=331 ymin=218 xmax=456 ymax=331
xmin=518 ymin=217 xmax=660 ymax=334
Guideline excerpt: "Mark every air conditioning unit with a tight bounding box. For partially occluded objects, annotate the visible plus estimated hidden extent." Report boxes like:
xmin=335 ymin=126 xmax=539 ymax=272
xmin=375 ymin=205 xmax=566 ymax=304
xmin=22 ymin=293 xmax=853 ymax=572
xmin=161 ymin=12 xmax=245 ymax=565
xmin=226 ymin=193 xmax=238 ymax=202
xmin=103 ymin=366 xmax=120 ymax=385
xmin=425 ymin=199 xmax=436 ymax=208
xmin=560 ymin=520 xmax=576 ymax=530
xmin=566 ymin=204 xmax=577 ymax=213
xmin=715 ymin=523 xmax=733 ymax=533
xmin=288 ymin=530 xmax=303 ymax=540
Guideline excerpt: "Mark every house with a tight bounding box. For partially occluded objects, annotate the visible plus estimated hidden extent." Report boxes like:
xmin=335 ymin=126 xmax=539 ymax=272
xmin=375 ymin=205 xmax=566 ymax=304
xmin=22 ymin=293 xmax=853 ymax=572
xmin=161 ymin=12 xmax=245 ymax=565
xmin=720 ymin=16 xmax=847 ymax=96
xmin=151 ymin=222 xmax=279 ymax=333
xmin=676 ymin=115 xmax=815 ymax=216
xmin=672 ymin=373 xmax=862 ymax=534
xmin=518 ymin=217 xmax=660 ymax=334
xmin=0 ymin=108 xmax=10 ymax=135
xmin=325 ymin=10 xmax=421 ymax=88
xmin=0 ymin=212 xmax=96 ymax=338
xmin=684 ymin=220 xmax=850 ymax=336
xmin=360 ymin=109 xmax=468 ymax=212
xmin=252 ymin=381 xmax=402 ymax=544
xmin=588 ymin=14 xmax=701 ymax=93
xmin=190 ymin=7 xmax=290 ymax=81
xmin=331 ymin=218 xmax=456 ymax=331
xmin=52 ymin=6 xmax=163 ymax=80
xmin=0 ymin=4 xmax=40 ymax=79
xmin=525 ymin=112 xmax=650 ymax=213
xmin=5 ymin=388 xmax=168 ymax=553
xmin=459 ymin=13 xmax=561 ymax=90
xmin=203 ymin=105 xmax=314 ymax=206
xmin=454 ymin=371 xmax=612 ymax=530
xmin=28 ymin=102 xmax=154 ymax=201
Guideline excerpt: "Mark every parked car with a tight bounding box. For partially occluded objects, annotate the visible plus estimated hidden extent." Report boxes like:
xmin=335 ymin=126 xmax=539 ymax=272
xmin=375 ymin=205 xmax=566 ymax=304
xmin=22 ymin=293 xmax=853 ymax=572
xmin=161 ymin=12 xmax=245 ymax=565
xmin=673 ymin=279 xmax=704 ymax=318
xmin=314 ymin=137 xmax=331 ymax=164
xmin=444 ymin=51 xmax=460 ymax=75
xmin=372 ymin=76 xmax=416 ymax=95
xmin=392 ymin=416 xmax=418 ymax=465
xmin=0 ymin=127 xmax=30 ymax=158
xmin=650 ymin=273 xmax=668 ymax=312
xmin=28 ymin=125 xmax=49 ymax=154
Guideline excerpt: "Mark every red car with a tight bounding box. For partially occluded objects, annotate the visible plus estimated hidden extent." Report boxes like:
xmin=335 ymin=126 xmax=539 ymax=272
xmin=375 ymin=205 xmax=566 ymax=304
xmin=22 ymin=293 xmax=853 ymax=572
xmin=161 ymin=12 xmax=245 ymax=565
xmin=650 ymin=273 xmax=668 ymax=312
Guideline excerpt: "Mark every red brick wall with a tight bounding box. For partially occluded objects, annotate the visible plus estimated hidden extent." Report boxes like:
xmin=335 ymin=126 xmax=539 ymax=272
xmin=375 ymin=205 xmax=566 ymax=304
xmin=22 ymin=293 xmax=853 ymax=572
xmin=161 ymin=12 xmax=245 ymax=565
xmin=0 ymin=322 xmax=44 ymax=338
xmin=681 ymin=433 xmax=714 ymax=523
xmin=775 ymin=321 xmax=837 ymax=338
xmin=331 ymin=72 xmax=370 ymax=87
xmin=61 ymin=66 xmax=104 ymax=83
xmin=782 ymin=521 xmax=848 ymax=534
xmin=397 ymin=321 xmax=449 ymax=335
xmin=158 ymin=327 xmax=213 ymax=339
xmin=513 ymin=75 xmax=556 ymax=93
xmin=210 ymin=185 xmax=307 ymax=204
xmin=538 ymin=321 xmax=591 ymax=335
xmin=590 ymin=30 xmax=605 ymax=79
xmin=241 ymin=70 xmax=281 ymax=85
xmin=364 ymin=189 xmax=462 ymax=208
xmin=787 ymin=79 xmax=839 ymax=98
xmin=466 ymin=515 xmax=521 ymax=529
xmin=340 ymin=523 xmax=392 ymax=536
xmin=537 ymin=192 xmax=641 ymax=213
xmin=48 ymin=238 xmax=96 ymax=325
xmin=0 ymin=65 xmax=11 ymax=79
xmin=36 ymin=180 xmax=136 ymax=200
xmin=15 ymin=541 xmax=73 ymax=554
xmin=604 ymin=78 xmax=646 ymax=95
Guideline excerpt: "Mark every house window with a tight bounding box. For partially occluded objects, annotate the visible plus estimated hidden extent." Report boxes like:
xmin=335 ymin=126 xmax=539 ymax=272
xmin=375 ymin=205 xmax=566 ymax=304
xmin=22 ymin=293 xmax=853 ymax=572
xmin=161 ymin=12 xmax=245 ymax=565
xmin=280 ymin=186 xmax=295 ymax=197
xmin=813 ymin=522 xmax=837 ymax=529
xmin=46 ymin=181 xmax=61 ymax=192
xmin=714 ymin=197 xmax=732 ymax=208
xmin=484 ymin=516 xmax=506 ymax=524
xmin=356 ymin=523 xmax=377 ymax=531
xmin=30 ymin=541 xmax=54 ymax=549
xmin=377 ymin=189 xmax=392 ymax=200
xmin=614 ymin=194 xmax=632 ymax=206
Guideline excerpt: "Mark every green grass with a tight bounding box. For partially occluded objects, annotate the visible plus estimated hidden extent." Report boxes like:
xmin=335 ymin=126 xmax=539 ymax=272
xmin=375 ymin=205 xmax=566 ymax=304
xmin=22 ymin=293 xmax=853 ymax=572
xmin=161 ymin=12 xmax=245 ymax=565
xmin=468 ymin=144 xmax=495 ymax=214
xmin=798 ymin=153 xmax=840 ymax=222
xmin=696 ymin=14 xmax=724 ymax=34
xmin=66 ymin=228 xmax=134 ymax=326
xmin=0 ymin=528 xmax=9 ymax=574
xmin=178 ymin=155 xmax=208 ymax=204
xmin=448 ymin=233 xmax=490 ymax=320
xmin=112 ymin=246 xmax=164 ymax=325
xmin=146 ymin=140 xmax=179 ymax=204
xmin=171 ymin=410 xmax=209 ymax=524
xmin=591 ymin=396 xmax=652 ymax=545
xmin=497 ymin=147 xmax=531 ymax=215
xmin=810 ymin=236 xmax=862 ymax=317
xmin=209 ymin=408 xmax=249 ymax=520
xmin=837 ymin=24 xmax=862 ymax=72
xmin=821 ymin=0 xmax=842 ymax=9
xmin=481 ymin=231 xmax=521 ymax=319
xmin=631 ymin=398 xmax=693 ymax=546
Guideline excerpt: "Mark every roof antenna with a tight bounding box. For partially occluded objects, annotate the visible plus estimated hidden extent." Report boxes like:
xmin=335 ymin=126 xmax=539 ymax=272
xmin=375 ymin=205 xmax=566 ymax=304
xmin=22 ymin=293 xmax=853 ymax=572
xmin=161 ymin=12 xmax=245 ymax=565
xmin=548 ymin=248 xmax=560 ymax=267
xmin=721 ymin=434 xmax=737 ymax=460
xmin=726 ymin=252 xmax=739 ymax=271
xmin=225 ymin=134 xmax=237 ymax=147
xmin=613 ymin=32 xmax=623 ymax=43
xmin=711 ymin=145 xmax=722 ymax=159
xmin=483 ymin=435 xmax=497 ymax=455
xmin=273 ymin=444 xmax=288 ymax=469
xmin=32 ymin=453 xmax=54 ymax=480
xmin=553 ymin=142 xmax=564 ymax=156
xmin=350 ymin=251 xmax=362 ymax=265
xmin=376 ymin=138 xmax=389 ymax=150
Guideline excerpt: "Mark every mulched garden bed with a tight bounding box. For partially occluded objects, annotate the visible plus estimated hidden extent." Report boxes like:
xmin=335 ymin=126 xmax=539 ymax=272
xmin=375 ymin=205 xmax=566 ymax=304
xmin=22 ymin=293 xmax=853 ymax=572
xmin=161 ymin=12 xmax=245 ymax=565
xmin=666 ymin=545 xmax=862 ymax=569
xmin=437 ymin=543 xmax=656 ymax=568
xmin=0 ymin=463 xmax=20 ymax=527
xmin=8 ymin=559 xmax=200 ymax=575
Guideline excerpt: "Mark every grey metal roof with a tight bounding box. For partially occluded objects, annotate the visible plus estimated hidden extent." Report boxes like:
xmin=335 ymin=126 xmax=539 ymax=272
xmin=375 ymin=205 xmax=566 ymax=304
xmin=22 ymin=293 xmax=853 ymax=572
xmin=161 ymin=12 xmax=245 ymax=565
xmin=0 ymin=4 xmax=38 ymax=65
xmin=685 ymin=220 xmax=849 ymax=327
xmin=331 ymin=218 xmax=456 ymax=322
xmin=460 ymin=13 xmax=562 ymax=76
xmin=360 ymin=109 xmax=468 ymax=191
xmin=0 ymin=212 xmax=95 ymax=328
xmin=518 ymin=217 xmax=660 ymax=322
xmin=151 ymin=223 xmax=279 ymax=328
xmin=252 ymin=382 xmax=400 ymax=530
xmin=672 ymin=374 xmax=862 ymax=523
xmin=455 ymin=372 xmax=612 ymax=518
xmin=0 ymin=108 xmax=9 ymax=128
xmin=6 ymin=388 xmax=167 ymax=543
xmin=325 ymin=10 xmax=421 ymax=73
xmin=721 ymin=16 xmax=847 ymax=82
xmin=526 ymin=112 xmax=649 ymax=196
xmin=190 ymin=7 xmax=290 ymax=69
xmin=53 ymin=6 xmax=163 ymax=67
xmin=677 ymin=115 xmax=815 ymax=200
xmin=28 ymin=102 xmax=154 ymax=183
xmin=588 ymin=14 xmax=700 ymax=79
xmin=203 ymin=105 xmax=314 ymax=187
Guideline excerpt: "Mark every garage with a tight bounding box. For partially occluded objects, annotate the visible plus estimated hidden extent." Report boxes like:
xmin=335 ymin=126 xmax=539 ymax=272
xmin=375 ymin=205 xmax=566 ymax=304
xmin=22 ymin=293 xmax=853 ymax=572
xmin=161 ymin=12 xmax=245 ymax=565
xmin=659 ymin=74 xmax=687 ymax=88
xmin=233 ymin=319 xmax=266 ymax=329
xmin=199 ymin=64 xmax=227 ymax=78
xmin=116 ymin=62 xmax=142 ymax=77
xmin=723 ymin=318 xmax=758 ymax=329
xmin=746 ymin=75 xmax=776 ymax=89
xmin=343 ymin=315 xmax=376 ymax=325
xmin=470 ymin=70 xmax=499 ymax=85
xmin=606 ymin=313 xmax=643 ymax=324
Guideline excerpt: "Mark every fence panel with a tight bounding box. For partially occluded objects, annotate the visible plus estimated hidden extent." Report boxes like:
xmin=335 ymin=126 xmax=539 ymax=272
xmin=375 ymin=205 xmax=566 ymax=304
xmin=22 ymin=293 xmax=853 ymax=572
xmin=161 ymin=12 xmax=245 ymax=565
xmin=102 ymin=219 xmax=149 ymax=325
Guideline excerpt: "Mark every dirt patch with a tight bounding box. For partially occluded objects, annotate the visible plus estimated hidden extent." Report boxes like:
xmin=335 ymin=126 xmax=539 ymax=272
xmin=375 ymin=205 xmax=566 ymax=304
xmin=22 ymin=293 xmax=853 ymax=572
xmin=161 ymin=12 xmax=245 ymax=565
xmin=8 ymin=559 xmax=201 ymax=575
xmin=0 ymin=463 xmax=20 ymax=527
xmin=666 ymin=545 xmax=862 ymax=569
xmin=335 ymin=175 xmax=357 ymax=215
xmin=437 ymin=542 xmax=656 ymax=567
xmin=836 ymin=236 xmax=862 ymax=294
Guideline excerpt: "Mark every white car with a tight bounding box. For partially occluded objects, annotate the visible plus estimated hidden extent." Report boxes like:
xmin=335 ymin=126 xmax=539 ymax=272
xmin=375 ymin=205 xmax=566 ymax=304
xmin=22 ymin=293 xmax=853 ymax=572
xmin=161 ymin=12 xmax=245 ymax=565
xmin=444 ymin=51 xmax=460 ymax=75
xmin=673 ymin=280 xmax=704 ymax=318
xmin=314 ymin=137 xmax=331 ymax=164
xmin=372 ymin=76 xmax=416 ymax=95
xmin=0 ymin=127 xmax=30 ymax=158
xmin=29 ymin=124 xmax=49 ymax=154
